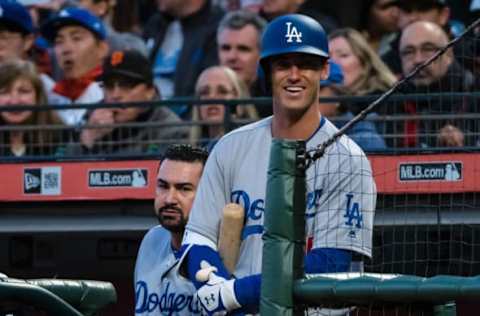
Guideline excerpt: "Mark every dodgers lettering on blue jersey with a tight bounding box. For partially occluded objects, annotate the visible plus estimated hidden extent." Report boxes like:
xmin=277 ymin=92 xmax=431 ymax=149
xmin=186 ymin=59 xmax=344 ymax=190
xmin=232 ymin=189 xmax=322 ymax=239
xmin=231 ymin=190 xmax=264 ymax=221
xmin=135 ymin=281 xmax=201 ymax=315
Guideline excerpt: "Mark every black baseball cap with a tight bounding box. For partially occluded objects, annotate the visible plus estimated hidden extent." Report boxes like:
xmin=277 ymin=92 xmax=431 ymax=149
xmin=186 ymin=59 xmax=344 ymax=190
xmin=393 ymin=0 xmax=447 ymax=11
xmin=100 ymin=50 xmax=153 ymax=86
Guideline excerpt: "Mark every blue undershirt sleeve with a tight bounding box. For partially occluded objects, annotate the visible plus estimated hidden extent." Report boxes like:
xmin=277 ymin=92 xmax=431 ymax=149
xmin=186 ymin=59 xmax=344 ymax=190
xmin=234 ymin=274 xmax=261 ymax=312
xmin=304 ymin=248 xmax=352 ymax=273
xmin=185 ymin=244 xmax=231 ymax=289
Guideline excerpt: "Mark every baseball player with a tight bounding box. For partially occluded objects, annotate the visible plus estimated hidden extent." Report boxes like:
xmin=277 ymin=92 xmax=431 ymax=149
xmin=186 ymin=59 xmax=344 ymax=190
xmin=182 ymin=14 xmax=377 ymax=315
xmin=134 ymin=144 xmax=209 ymax=315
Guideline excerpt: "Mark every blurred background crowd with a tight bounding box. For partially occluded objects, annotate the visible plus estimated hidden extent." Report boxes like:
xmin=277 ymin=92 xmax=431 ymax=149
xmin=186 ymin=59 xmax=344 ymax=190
xmin=1 ymin=0 xmax=480 ymax=158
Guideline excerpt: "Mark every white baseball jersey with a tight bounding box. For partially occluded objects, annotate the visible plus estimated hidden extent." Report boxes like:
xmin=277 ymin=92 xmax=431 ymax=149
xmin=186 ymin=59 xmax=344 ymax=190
xmin=185 ymin=116 xmax=376 ymax=278
xmin=135 ymin=226 xmax=203 ymax=315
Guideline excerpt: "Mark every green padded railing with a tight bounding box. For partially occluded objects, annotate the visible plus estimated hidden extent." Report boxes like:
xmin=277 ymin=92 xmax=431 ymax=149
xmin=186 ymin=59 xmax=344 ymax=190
xmin=0 ymin=276 xmax=116 ymax=316
xmin=30 ymin=279 xmax=117 ymax=316
xmin=295 ymin=273 xmax=480 ymax=307
xmin=260 ymin=139 xmax=307 ymax=316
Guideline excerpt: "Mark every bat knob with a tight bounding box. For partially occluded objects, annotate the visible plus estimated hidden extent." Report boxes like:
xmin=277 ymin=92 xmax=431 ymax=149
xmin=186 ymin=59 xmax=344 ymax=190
xmin=195 ymin=260 xmax=218 ymax=282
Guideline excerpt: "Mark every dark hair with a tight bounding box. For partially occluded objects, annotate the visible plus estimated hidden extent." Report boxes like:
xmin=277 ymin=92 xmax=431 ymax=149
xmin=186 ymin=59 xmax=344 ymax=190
xmin=112 ymin=0 xmax=140 ymax=33
xmin=163 ymin=144 xmax=209 ymax=166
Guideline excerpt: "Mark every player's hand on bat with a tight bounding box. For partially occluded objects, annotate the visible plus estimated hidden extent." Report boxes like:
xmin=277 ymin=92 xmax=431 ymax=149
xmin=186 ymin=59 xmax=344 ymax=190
xmin=195 ymin=260 xmax=241 ymax=315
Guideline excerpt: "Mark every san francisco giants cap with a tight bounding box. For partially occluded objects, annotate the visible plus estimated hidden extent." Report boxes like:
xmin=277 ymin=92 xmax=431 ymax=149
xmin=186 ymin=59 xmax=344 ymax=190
xmin=100 ymin=50 xmax=153 ymax=85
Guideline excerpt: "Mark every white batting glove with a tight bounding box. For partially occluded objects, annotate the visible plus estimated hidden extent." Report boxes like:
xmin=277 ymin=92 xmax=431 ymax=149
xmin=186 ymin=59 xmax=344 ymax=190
xmin=195 ymin=260 xmax=241 ymax=315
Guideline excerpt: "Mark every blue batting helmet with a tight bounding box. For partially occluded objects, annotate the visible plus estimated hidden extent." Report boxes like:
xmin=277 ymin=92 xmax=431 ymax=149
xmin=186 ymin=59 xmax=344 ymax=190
xmin=258 ymin=14 xmax=329 ymax=92
xmin=260 ymin=14 xmax=329 ymax=65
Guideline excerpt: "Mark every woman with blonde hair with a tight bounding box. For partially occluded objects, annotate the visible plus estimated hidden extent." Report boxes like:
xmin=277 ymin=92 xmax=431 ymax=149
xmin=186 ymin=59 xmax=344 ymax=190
xmin=191 ymin=65 xmax=258 ymax=150
xmin=0 ymin=59 xmax=64 ymax=157
xmin=329 ymin=27 xmax=397 ymax=114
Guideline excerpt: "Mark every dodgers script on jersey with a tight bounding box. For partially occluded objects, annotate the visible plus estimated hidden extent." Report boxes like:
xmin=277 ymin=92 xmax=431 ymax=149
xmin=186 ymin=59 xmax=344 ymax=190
xmin=135 ymin=226 xmax=202 ymax=315
xmin=186 ymin=116 xmax=376 ymax=278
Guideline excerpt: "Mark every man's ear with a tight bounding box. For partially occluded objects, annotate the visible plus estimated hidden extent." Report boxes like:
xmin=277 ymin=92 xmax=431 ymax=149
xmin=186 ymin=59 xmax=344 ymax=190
xmin=321 ymin=61 xmax=330 ymax=81
xmin=22 ymin=34 xmax=35 ymax=56
xmin=97 ymin=41 xmax=109 ymax=61
xmin=145 ymin=85 xmax=156 ymax=100
xmin=438 ymin=7 xmax=450 ymax=27
xmin=444 ymin=46 xmax=454 ymax=64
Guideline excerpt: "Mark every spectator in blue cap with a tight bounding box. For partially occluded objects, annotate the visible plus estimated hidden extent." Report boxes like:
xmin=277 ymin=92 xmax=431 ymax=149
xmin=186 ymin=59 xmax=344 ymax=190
xmin=0 ymin=0 xmax=35 ymax=63
xmin=318 ymin=61 xmax=387 ymax=152
xmin=40 ymin=6 xmax=109 ymax=126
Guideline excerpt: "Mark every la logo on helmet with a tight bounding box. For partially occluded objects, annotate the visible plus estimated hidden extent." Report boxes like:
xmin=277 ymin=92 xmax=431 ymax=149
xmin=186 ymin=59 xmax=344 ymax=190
xmin=285 ymin=22 xmax=302 ymax=43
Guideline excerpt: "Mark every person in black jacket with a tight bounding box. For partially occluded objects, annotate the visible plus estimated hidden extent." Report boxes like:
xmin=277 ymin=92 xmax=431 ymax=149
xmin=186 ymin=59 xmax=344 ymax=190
xmin=399 ymin=20 xmax=475 ymax=148
xmin=72 ymin=49 xmax=189 ymax=156
xmin=143 ymin=0 xmax=225 ymax=118
xmin=381 ymin=0 xmax=452 ymax=76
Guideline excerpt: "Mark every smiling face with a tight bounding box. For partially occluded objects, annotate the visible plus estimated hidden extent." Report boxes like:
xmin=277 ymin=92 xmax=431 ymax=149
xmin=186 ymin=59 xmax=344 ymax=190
xmin=270 ymin=53 xmax=327 ymax=114
xmin=54 ymin=25 xmax=108 ymax=79
xmin=0 ymin=77 xmax=37 ymax=124
xmin=195 ymin=67 xmax=237 ymax=123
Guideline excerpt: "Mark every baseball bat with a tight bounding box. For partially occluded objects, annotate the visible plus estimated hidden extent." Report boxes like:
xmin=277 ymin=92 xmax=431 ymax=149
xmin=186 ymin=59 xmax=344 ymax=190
xmin=218 ymin=203 xmax=245 ymax=274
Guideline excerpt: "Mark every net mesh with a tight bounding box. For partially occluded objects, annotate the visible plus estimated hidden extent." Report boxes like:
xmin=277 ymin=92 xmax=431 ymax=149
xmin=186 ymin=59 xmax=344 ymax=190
xmin=298 ymin=17 xmax=480 ymax=316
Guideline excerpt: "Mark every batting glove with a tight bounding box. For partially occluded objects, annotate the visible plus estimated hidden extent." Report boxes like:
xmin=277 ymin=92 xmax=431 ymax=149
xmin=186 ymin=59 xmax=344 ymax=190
xmin=195 ymin=260 xmax=241 ymax=315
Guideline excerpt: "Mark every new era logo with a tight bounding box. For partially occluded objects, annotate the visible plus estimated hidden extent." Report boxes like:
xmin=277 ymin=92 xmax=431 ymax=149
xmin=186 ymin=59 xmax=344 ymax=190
xmin=285 ymin=22 xmax=302 ymax=43
xmin=24 ymin=167 xmax=61 ymax=195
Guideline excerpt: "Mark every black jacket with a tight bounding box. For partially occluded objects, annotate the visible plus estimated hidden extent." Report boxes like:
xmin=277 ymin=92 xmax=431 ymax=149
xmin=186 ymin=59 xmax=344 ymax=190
xmin=143 ymin=1 xmax=225 ymax=98
xmin=68 ymin=105 xmax=190 ymax=156
xmin=399 ymin=61 xmax=475 ymax=147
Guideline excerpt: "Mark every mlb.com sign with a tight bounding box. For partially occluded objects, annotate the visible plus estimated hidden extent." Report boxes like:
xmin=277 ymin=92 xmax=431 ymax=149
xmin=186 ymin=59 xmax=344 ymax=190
xmin=88 ymin=169 xmax=148 ymax=188
xmin=399 ymin=162 xmax=462 ymax=182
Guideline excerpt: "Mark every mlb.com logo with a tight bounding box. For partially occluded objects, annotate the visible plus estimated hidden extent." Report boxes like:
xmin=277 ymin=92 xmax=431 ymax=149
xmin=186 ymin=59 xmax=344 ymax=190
xmin=88 ymin=169 xmax=148 ymax=188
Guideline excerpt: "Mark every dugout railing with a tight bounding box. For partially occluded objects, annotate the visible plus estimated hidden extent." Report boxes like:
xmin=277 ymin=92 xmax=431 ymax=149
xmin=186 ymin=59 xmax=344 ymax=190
xmin=0 ymin=92 xmax=479 ymax=161
xmin=261 ymin=139 xmax=480 ymax=316
xmin=2 ymin=95 xmax=480 ymax=315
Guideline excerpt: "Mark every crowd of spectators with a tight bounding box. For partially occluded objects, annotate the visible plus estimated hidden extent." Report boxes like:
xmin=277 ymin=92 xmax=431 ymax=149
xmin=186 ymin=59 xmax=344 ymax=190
xmin=0 ymin=0 xmax=479 ymax=158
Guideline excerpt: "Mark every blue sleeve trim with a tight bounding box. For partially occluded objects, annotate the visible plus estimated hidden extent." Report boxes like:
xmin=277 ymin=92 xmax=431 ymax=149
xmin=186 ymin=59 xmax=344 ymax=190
xmin=185 ymin=244 xmax=230 ymax=289
xmin=304 ymin=248 xmax=352 ymax=273
xmin=241 ymin=225 xmax=264 ymax=240
xmin=234 ymin=274 xmax=261 ymax=311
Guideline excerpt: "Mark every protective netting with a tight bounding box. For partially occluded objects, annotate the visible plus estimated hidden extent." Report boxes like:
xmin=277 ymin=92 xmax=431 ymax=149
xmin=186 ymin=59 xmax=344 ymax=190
xmin=294 ymin=17 xmax=480 ymax=316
